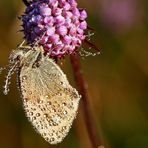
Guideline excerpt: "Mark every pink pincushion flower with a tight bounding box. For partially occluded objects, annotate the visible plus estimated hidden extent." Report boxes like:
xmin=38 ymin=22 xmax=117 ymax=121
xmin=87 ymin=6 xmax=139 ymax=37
xmin=22 ymin=0 xmax=87 ymax=58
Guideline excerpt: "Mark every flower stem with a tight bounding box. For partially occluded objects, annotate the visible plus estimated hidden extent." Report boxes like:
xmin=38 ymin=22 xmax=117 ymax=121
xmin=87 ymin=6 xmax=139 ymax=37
xmin=70 ymin=54 xmax=103 ymax=148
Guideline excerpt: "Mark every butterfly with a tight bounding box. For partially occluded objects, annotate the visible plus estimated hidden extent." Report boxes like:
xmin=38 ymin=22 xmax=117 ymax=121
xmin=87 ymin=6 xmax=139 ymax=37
xmin=2 ymin=42 xmax=81 ymax=144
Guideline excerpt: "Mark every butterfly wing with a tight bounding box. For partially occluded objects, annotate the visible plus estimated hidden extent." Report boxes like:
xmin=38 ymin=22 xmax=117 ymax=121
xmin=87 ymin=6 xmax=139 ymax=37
xmin=18 ymin=57 xmax=80 ymax=144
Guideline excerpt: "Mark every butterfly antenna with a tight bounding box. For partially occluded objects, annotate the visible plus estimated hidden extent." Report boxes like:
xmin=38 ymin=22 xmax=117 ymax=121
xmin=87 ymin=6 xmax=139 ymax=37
xmin=79 ymin=47 xmax=100 ymax=59
xmin=3 ymin=61 xmax=19 ymax=95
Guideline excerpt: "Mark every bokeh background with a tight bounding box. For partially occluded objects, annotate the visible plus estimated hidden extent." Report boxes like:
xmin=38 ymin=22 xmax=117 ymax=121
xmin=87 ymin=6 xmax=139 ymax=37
xmin=0 ymin=0 xmax=148 ymax=148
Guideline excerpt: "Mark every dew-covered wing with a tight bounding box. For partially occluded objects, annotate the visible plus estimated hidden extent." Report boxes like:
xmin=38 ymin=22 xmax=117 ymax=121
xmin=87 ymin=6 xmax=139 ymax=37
xmin=18 ymin=57 xmax=80 ymax=144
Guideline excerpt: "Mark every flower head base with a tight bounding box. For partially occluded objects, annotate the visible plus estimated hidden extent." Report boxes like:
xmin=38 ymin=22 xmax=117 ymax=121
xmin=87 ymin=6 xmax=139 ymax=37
xmin=22 ymin=0 xmax=87 ymax=58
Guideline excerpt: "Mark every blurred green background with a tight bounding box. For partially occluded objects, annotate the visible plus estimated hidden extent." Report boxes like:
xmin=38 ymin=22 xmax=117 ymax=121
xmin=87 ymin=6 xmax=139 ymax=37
xmin=0 ymin=0 xmax=148 ymax=148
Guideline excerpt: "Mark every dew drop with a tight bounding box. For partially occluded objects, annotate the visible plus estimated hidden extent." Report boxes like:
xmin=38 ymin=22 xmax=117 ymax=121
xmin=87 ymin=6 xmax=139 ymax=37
xmin=44 ymin=125 xmax=48 ymax=129
xmin=63 ymin=110 xmax=67 ymax=115
xmin=22 ymin=88 xmax=27 ymax=93
xmin=62 ymin=102 xmax=67 ymax=106
xmin=44 ymin=114 xmax=48 ymax=118
xmin=58 ymin=73 xmax=61 ymax=76
xmin=58 ymin=93 xmax=62 ymax=96
xmin=53 ymin=73 xmax=56 ymax=77
xmin=49 ymin=122 xmax=53 ymax=126
xmin=60 ymin=81 xmax=63 ymax=85
xmin=24 ymin=104 xmax=28 ymax=108
xmin=58 ymin=135 xmax=61 ymax=139
xmin=32 ymin=116 xmax=36 ymax=120
xmin=30 ymin=112 xmax=33 ymax=116
xmin=62 ymin=126 xmax=66 ymax=130
xmin=45 ymin=137 xmax=49 ymax=141
xmin=64 ymin=88 xmax=69 ymax=92
xmin=28 ymin=117 xmax=31 ymax=120
xmin=41 ymin=126 xmax=44 ymax=129
xmin=39 ymin=100 xmax=43 ymax=104
xmin=26 ymin=109 xmax=29 ymax=112
xmin=22 ymin=75 xmax=27 ymax=80
xmin=73 ymin=93 xmax=78 ymax=98
xmin=52 ymin=115 xmax=61 ymax=124
xmin=53 ymin=122 xmax=58 ymax=126
xmin=51 ymin=108 xmax=56 ymax=113
xmin=42 ymin=133 xmax=46 ymax=136
xmin=41 ymin=108 xmax=46 ymax=111
xmin=23 ymin=98 xmax=28 ymax=102
xmin=49 ymin=133 xmax=53 ymax=136
xmin=36 ymin=113 xmax=40 ymax=117
xmin=49 ymin=119 xmax=54 ymax=126
xmin=29 ymin=91 xmax=33 ymax=95
xmin=49 ymin=137 xmax=55 ymax=142
xmin=47 ymin=101 xmax=52 ymax=105
xmin=58 ymin=109 xmax=62 ymax=113
xmin=55 ymin=132 xmax=58 ymax=136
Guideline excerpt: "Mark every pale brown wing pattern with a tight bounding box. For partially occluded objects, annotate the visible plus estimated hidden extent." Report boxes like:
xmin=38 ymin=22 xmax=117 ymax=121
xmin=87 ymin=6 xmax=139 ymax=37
xmin=19 ymin=57 xmax=81 ymax=144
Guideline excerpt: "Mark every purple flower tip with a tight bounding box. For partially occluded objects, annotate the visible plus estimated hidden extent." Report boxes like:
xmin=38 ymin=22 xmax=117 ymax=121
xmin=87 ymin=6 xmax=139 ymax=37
xmin=22 ymin=0 xmax=88 ymax=58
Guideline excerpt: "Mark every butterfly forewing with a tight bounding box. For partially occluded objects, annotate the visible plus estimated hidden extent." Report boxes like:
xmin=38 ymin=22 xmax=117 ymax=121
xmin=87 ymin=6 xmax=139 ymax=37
xmin=18 ymin=52 xmax=80 ymax=144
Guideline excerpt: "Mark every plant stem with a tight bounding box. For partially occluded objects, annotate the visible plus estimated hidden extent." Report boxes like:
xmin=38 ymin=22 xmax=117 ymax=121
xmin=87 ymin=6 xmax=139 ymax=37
xmin=70 ymin=54 xmax=103 ymax=148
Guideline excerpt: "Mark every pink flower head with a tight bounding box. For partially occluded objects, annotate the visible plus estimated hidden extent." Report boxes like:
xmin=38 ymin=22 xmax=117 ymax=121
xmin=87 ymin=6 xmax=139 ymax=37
xmin=22 ymin=0 xmax=87 ymax=58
